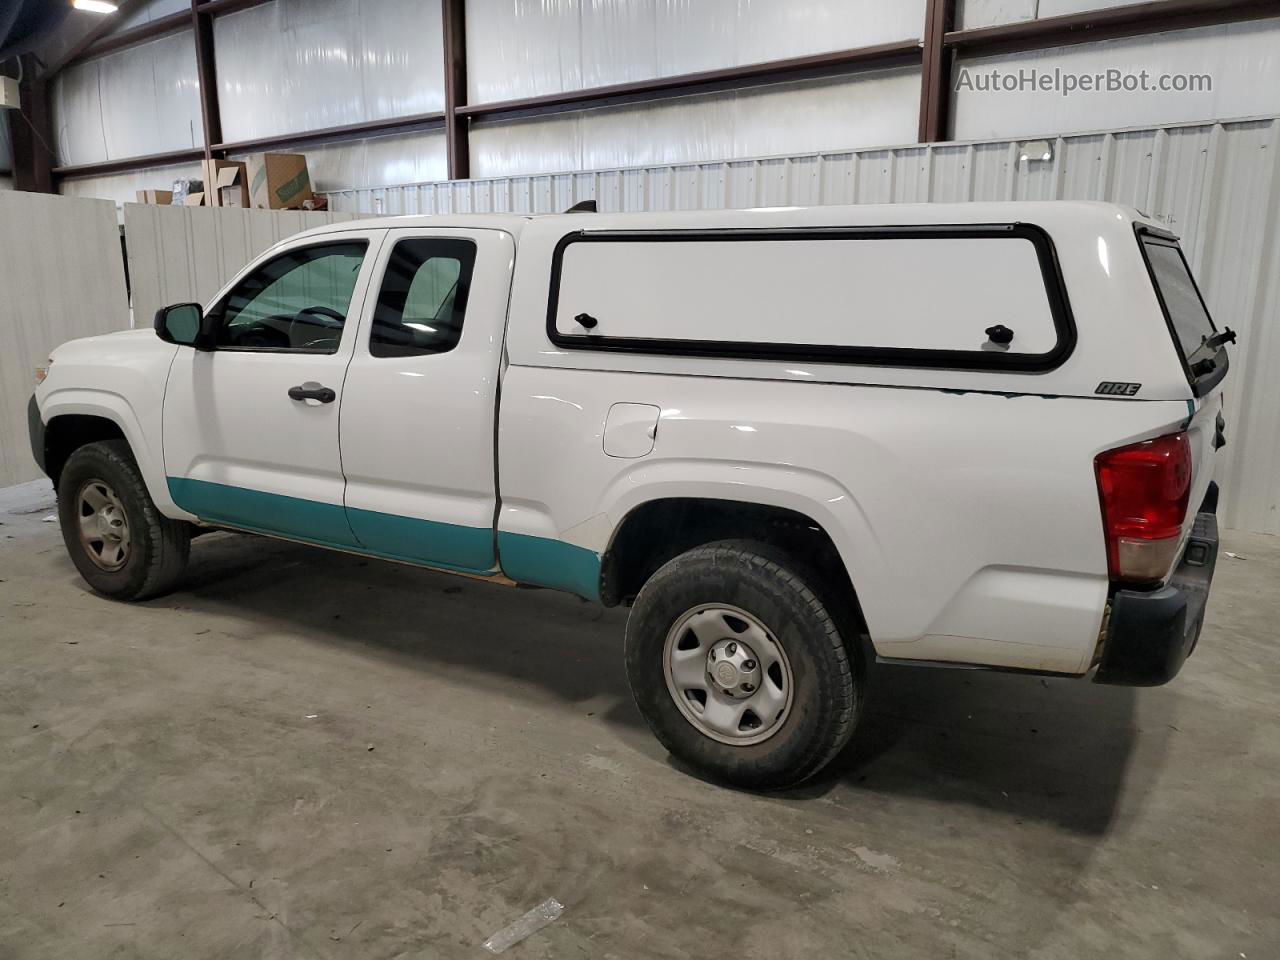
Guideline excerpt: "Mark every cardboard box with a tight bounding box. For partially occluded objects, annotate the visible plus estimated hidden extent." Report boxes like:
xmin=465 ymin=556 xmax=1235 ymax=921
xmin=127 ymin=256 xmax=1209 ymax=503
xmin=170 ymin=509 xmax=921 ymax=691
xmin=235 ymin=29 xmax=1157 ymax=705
xmin=200 ymin=159 xmax=249 ymax=208
xmin=245 ymin=152 xmax=313 ymax=210
xmin=171 ymin=178 xmax=204 ymax=206
xmin=135 ymin=189 xmax=174 ymax=205
xmin=182 ymin=192 xmax=206 ymax=206
xmin=215 ymin=164 xmax=249 ymax=207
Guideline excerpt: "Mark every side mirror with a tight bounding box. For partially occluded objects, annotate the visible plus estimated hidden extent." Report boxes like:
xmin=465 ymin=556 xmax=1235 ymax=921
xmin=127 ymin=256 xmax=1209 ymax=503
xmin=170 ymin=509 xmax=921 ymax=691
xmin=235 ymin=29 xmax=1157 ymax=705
xmin=154 ymin=303 xmax=204 ymax=347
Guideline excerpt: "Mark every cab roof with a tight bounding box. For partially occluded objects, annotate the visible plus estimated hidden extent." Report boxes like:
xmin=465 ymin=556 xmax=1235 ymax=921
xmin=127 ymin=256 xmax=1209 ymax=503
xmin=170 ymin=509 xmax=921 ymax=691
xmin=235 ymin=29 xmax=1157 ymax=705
xmin=290 ymin=201 xmax=1172 ymax=242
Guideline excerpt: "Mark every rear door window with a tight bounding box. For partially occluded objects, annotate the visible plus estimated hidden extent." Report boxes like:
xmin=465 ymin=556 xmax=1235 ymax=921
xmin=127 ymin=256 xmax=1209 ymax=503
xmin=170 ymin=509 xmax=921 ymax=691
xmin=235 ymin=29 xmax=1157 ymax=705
xmin=1139 ymin=233 xmax=1225 ymax=391
xmin=369 ymin=238 xmax=477 ymax=357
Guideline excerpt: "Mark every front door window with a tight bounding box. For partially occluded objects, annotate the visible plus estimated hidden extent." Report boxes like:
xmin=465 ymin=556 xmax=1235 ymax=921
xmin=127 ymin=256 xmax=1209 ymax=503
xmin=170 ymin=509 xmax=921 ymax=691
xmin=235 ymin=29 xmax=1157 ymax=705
xmin=214 ymin=241 xmax=367 ymax=353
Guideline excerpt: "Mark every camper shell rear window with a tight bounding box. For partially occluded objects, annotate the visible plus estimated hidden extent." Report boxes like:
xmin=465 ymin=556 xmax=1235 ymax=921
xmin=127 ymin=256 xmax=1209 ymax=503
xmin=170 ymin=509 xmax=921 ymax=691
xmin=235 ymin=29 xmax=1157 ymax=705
xmin=546 ymin=224 xmax=1076 ymax=372
xmin=1136 ymin=227 xmax=1229 ymax=396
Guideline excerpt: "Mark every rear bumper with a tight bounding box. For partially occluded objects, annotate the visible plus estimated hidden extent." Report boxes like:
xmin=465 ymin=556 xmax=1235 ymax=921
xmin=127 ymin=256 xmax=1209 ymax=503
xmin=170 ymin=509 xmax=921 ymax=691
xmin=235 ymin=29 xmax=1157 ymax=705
xmin=28 ymin=394 xmax=46 ymax=476
xmin=1094 ymin=490 xmax=1219 ymax=687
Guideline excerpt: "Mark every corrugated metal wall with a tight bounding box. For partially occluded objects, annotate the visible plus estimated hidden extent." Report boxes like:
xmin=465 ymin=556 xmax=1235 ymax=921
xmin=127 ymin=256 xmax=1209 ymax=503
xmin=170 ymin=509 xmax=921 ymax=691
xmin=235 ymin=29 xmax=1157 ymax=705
xmin=0 ymin=193 xmax=130 ymax=486
xmin=325 ymin=115 xmax=1280 ymax=535
xmin=122 ymin=204 xmax=360 ymax=330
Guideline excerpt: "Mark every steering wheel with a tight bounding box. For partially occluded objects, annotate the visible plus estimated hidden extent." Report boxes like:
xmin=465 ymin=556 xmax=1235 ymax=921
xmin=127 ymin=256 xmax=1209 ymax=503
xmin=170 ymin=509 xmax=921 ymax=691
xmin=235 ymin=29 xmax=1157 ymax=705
xmin=296 ymin=305 xmax=345 ymax=324
xmin=234 ymin=314 xmax=292 ymax=348
xmin=290 ymin=305 xmax=346 ymax=350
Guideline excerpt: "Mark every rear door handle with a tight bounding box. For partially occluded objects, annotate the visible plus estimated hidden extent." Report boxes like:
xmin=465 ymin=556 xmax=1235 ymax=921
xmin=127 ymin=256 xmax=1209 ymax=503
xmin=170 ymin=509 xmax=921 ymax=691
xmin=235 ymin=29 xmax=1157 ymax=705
xmin=288 ymin=383 xmax=336 ymax=404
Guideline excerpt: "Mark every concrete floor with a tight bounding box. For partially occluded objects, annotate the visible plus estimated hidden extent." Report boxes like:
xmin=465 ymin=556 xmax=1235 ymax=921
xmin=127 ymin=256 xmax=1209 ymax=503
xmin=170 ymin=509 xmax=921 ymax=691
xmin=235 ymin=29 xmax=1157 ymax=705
xmin=0 ymin=479 xmax=1276 ymax=960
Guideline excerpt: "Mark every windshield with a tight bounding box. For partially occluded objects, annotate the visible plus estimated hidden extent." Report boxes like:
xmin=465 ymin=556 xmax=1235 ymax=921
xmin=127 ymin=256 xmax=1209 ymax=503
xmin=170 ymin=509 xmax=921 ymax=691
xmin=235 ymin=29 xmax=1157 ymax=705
xmin=1140 ymin=235 xmax=1219 ymax=369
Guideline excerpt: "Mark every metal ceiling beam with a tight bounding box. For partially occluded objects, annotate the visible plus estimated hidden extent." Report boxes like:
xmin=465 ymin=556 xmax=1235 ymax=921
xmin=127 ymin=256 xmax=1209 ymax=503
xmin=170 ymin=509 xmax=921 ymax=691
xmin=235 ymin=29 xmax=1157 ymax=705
xmin=69 ymin=10 xmax=191 ymax=66
xmin=58 ymin=0 xmax=274 ymax=71
xmin=213 ymin=112 xmax=447 ymax=156
xmin=457 ymin=40 xmax=923 ymax=124
xmin=944 ymin=0 xmax=1280 ymax=56
xmin=45 ymin=0 xmax=151 ymax=75
xmin=53 ymin=147 xmax=206 ymax=181
xmin=194 ymin=0 xmax=276 ymax=16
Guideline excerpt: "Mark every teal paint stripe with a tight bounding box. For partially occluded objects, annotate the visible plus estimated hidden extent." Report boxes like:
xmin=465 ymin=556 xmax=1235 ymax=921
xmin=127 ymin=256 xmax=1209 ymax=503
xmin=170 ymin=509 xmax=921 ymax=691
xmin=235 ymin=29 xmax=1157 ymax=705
xmin=346 ymin=506 xmax=493 ymax=571
xmin=497 ymin=531 xmax=601 ymax=602
xmin=167 ymin=476 xmax=600 ymax=598
xmin=168 ymin=476 xmax=359 ymax=547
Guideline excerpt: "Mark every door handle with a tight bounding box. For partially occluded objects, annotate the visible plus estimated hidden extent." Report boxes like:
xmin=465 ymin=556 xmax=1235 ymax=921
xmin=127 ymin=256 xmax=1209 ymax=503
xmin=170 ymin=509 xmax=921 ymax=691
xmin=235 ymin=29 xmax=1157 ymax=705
xmin=288 ymin=383 xmax=336 ymax=404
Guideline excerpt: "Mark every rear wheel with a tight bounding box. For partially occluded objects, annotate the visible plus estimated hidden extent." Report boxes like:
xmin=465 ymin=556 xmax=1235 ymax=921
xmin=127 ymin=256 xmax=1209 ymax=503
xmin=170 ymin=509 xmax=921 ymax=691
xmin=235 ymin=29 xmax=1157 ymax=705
xmin=57 ymin=440 xmax=190 ymax=601
xmin=625 ymin=540 xmax=860 ymax=789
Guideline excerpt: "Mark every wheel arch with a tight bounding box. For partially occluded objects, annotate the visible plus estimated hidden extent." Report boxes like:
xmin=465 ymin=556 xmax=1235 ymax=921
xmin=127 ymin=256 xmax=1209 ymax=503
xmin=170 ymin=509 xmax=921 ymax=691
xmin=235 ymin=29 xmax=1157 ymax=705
xmin=39 ymin=390 xmax=187 ymax=519
xmin=43 ymin=413 xmax=126 ymax=488
xmin=598 ymin=496 xmax=869 ymax=641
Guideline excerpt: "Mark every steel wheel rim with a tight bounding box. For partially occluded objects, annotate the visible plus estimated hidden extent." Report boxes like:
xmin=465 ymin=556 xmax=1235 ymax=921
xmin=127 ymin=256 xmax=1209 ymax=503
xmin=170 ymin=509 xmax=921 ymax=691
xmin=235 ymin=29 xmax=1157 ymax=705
xmin=76 ymin=479 xmax=131 ymax=571
xmin=662 ymin=603 xmax=794 ymax=746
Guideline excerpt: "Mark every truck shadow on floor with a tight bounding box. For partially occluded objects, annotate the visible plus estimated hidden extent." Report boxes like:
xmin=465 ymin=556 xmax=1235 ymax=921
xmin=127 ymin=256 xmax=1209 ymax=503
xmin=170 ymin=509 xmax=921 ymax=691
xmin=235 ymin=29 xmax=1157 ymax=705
xmin=155 ymin=531 xmax=1160 ymax=837
xmin=802 ymin=661 xmax=1160 ymax=837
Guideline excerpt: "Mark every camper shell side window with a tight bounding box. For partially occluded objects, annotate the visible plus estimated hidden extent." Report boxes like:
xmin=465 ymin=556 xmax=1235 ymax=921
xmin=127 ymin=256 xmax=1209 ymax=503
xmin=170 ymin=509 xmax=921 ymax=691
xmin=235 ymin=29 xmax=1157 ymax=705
xmin=546 ymin=224 xmax=1077 ymax=373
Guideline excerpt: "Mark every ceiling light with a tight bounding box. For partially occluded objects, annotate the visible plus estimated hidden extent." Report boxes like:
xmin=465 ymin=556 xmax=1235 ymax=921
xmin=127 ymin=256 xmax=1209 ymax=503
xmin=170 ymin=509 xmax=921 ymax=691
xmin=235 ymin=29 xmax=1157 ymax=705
xmin=73 ymin=0 xmax=119 ymax=13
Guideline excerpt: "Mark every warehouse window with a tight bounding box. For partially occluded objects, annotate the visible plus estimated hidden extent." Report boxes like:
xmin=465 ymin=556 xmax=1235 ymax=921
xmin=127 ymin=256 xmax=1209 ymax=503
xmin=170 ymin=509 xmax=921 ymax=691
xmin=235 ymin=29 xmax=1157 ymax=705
xmin=214 ymin=241 xmax=367 ymax=353
xmin=370 ymin=238 xmax=477 ymax=358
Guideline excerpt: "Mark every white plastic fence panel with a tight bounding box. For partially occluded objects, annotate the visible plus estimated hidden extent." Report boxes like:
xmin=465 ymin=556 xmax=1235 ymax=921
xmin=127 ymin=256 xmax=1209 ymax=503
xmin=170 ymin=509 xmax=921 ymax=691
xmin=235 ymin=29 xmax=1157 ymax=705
xmin=123 ymin=203 xmax=361 ymax=332
xmin=214 ymin=0 xmax=445 ymax=144
xmin=51 ymin=31 xmax=201 ymax=167
xmin=0 ymin=193 xmax=129 ymax=485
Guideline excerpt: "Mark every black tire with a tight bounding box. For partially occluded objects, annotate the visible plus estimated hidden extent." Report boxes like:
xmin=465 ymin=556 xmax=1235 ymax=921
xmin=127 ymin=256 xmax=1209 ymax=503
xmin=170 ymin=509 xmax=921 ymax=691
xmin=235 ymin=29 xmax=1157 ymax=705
xmin=624 ymin=540 xmax=860 ymax=790
xmin=57 ymin=439 xmax=190 ymax=601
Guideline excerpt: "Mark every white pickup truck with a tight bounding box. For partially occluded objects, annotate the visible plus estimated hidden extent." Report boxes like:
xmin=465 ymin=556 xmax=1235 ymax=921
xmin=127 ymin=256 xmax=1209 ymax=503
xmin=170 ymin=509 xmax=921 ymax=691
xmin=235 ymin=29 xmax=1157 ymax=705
xmin=29 ymin=201 xmax=1231 ymax=788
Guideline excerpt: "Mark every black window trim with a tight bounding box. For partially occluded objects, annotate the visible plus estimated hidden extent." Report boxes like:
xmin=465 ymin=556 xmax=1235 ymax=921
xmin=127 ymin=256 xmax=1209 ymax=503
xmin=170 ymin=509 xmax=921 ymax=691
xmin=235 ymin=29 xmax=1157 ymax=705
xmin=1134 ymin=224 xmax=1229 ymax=398
xmin=367 ymin=236 xmax=479 ymax=359
xmin=208 ymin=238 xmax=370 ymax=355
xmin=544 ymin=223 xmax=1078 ymax=373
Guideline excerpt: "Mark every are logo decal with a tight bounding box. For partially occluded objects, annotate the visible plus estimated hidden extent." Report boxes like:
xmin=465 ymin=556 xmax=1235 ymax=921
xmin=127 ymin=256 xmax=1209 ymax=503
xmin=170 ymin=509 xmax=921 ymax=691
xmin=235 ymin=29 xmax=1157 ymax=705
xmin=1095 ymin=381 xmax=1142 ymax=396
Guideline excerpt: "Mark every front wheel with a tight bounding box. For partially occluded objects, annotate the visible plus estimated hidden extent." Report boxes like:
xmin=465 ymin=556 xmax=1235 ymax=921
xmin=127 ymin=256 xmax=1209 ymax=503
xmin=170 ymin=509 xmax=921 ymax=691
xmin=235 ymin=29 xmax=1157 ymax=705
xmin=57 ymin=439 xmax=190 ymax=601
xmin=624 ymin=541 xmax=860 ymax=789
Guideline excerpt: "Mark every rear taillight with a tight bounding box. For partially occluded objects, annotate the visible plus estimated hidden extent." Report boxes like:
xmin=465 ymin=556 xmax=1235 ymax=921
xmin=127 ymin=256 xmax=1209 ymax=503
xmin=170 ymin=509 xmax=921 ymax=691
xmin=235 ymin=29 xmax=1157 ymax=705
xmin=1095 ymin=432 xmax=1192 ymax=584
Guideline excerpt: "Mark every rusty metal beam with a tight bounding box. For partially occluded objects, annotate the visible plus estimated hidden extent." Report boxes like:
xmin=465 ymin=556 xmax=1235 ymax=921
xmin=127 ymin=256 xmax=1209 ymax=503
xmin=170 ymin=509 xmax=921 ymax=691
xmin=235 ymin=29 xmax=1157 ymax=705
xmin=46 ymin=0 xmax=151 ymax=75
xmin=442 ymin=0 xmax=469 ymax=180
xmin=191 ymin=0 xmax=221 ymax=172
xmin=945 ymin=0 xmax=1280 ymax=56
xmin=69 ymin=10 xmax=190 ymax=66
xmin=53 ymin=148 xmax=206 ymax=181
xmin=214 ymin=112 xmax=446 ymax=156
xmin=9 ymin=67 xmax=56 ymax=193
xmin=918 ymin=0 xmax=957 ymax=143
xmin=457 ymin=40 xmax=923 ymax=123
xmin=194 ymin=0 xmax=275 ymax=16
